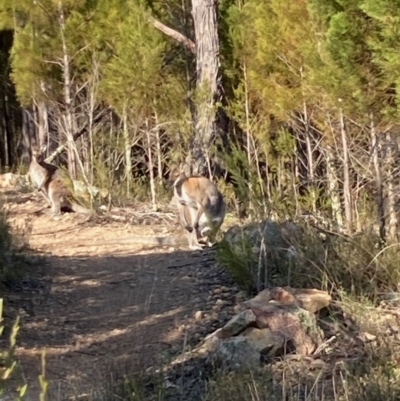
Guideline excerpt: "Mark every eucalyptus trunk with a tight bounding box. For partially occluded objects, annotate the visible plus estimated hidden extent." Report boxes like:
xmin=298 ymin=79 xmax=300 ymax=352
xmin=370 ymin=114 xmax=385 ymax=241
xmin=339 ymin=108 xmax=352 ymax=234
xmin=325 ymin=145 xmax=343 ymax=230
xmin=385 ymin=131 xmax=398 ymax=242
xmin=59 ymin=3 xmax=76 ymax=179
xmin=189 ymin=0 xmax=220 ymax=175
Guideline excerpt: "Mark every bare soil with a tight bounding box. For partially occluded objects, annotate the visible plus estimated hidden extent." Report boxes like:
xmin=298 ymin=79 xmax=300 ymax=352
xmin=0 ymin=189 xmax=237 ymax=401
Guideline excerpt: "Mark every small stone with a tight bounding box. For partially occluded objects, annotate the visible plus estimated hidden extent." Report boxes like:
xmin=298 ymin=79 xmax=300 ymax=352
xmin=240 ymin=327 xmax=283 ymax=353
xmin=218 ymin=311 xmax=230 ymax=321
xmin=209 ymin=337 xmax=260 ymax=369
xmin=235 ymin=291 xmax=247 ymax=303
xmin=195 ymin=311 xmax=204 ymax=320
xmin=220 ymin=309 xmax=257 ymax=338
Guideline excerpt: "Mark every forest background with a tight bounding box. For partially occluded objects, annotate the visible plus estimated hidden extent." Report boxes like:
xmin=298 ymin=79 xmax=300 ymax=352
xmin=1 ymin=0 xmax=400 ymax=242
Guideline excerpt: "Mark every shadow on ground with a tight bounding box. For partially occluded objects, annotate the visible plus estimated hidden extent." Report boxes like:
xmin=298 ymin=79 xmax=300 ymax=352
xmin=0 ymin=189 xmax=236 ymax=400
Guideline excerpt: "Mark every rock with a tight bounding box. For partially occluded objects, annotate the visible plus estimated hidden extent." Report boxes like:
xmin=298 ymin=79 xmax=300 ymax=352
xmin=250 ymin=303 xmax=322 ymax=355
xmin=208 ymin=337 xmax=260 ymax=370
xmin=220 ymin=309 xmax=257 ymax=338
xmin=215 ymin=298 xmax=228 ymax=306
xmin=222 ymin=220 xmax=304 ymax=291
xmin=235 ymin=291 xmax=248 ymax=303
xmin=236 ymin=286 xmax=331 ymax=314
xmin=379 ymin=292 xmax=400 ymax=307
xmin=280 ymin=287 xmax=331 ymax=313
xmin=195 ymin=311 xmax=204 ymax=320
xmin=201 ymin=328 xmax=224 ymax=352
xmin=240 ymin=327 xmax=284 ymax=354
xmin=223 ymin=219 xmax=302 ymax=255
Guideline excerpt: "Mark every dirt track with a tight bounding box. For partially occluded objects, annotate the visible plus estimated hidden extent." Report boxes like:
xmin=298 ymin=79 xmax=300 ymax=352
xmin=1 ymin=189 xmax=236 ymax=400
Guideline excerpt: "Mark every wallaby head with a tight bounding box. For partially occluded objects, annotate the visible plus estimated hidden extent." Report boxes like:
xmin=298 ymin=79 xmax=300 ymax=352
xmin=31 ymin=144 xmax=47 ymax=164
xmin=168 ymin=162 xmax=192 ymax=185
xmin=168 ymin=163 xmax=182 ymax=184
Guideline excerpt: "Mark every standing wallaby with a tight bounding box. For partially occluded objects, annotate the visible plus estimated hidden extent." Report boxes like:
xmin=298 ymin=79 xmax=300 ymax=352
xmin=29 ymin=144 xmax=92 ymax=216
xmin=29 ymin=144 xmax=58 ymax=206
xmin=169 ymin=163 xmax=226 ymax=250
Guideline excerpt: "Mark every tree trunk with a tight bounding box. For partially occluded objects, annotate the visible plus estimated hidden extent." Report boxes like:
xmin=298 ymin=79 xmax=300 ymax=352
xmin=339 ymin=108 xmax=352 ymax=234
xmin=189 ymin=0 xmax=220 ymax=175
xmin=370 ymin=114 xmax=385 ymax=241
xmin=385 ymin=130 xmax=397 ymax=242
xmin=150 ymin=1 xmax=221 ymax=176
xmin=325 ymin=144 xmax=343 ymax=230
xmin=122 ymin=106 xmax=132 ymax=196
xmin=146 ymin=119 xmax=157 ymax=210
xmin=22 ymin=107 xmax=34 ymax=164
xmin=303 ymin=102 xmax=317 ymax=213
xmin=59 ymin=3 xmax=76 ymax=179
xmin=35 ymin=83 xmax=49 ymax=148
xmin=0 ymin=92 xmax=7 ymax=167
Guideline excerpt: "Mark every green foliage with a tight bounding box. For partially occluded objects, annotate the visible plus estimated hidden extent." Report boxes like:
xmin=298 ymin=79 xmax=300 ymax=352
xmin=101 ymin=365 xmax=166 ymax=401
xmin=217 ymin=219 xmax=400 ymax=298
xmin=0 ymin=299 xmax=26 ymax=399
xmin=217 ymin=237 xmax=257 ymax=293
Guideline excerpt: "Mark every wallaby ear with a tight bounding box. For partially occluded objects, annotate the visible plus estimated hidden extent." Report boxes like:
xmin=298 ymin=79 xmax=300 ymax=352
xmin=180 ymin=162 xmax=191 ymax=176
xmin=168 ymin=163 xmax=181 ymax=182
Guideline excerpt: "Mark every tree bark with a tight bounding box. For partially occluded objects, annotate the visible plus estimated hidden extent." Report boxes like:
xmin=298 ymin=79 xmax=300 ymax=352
xmin=59 ymin=3 xmax=77 ymax=179
xmin=325 ymin=144 xmax=343 ymax=230
xmin=303 ymin=102 xmax=317 ymax=213
xmin=339 ymin=108 xmax=353 ymax=234
xmin=150 ymin=0 xmax=221 ymax=175
xmin=189 ymin=0 xmax=220 ymax=175
xmin=385 ymin=130 xmax=398 ymax=242
xmin=122 ymin=106 xmax=132 ymax=196
xmin=370 ymin=113 xmax=385 ymax=241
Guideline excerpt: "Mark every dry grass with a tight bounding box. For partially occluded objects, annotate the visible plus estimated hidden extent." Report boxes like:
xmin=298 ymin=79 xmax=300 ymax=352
xmin=210 ymin=215 xmax=400 ymax=401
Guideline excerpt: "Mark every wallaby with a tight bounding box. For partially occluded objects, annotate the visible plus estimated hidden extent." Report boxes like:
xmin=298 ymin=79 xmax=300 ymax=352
xmin=29 ymin=144 xmax=92 ymax=216
xmin=29 ymin=144 xmax=58 ymax=206
xmin=46 ymin=176 xmax=93 ymax=216
xmin=169 ymin=163 xmax=226 ymax=250
xmin=72 ymin=164 xmax=226 ymax=251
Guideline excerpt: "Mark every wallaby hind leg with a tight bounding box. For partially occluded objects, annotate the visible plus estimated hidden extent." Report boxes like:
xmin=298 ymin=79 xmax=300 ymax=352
xmin=48 ymin=186 xmax=62 ymax=215
xmin=179 ymin=200 xmax=205 ymax=250
xmin=38 ymin=188 xmax=52 ymax=207
xmin=178 ymin=201 xmax=192 ymax=232
xmin=186 ymin=228 xmax=204 ymax=251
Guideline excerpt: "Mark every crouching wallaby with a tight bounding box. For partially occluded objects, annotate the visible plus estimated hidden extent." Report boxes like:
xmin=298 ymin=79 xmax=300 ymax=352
xmin=169 ymin=163 xmax=226 ymax=250
xmin=29 ymin=144 xmax=93 ymax=216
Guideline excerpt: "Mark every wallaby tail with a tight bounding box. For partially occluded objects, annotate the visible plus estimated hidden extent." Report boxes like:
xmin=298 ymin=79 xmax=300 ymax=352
xmin=70 ymin=202 xmax=95 ymax=215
